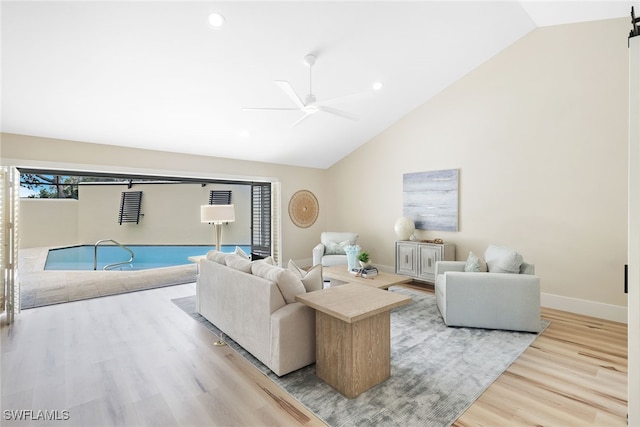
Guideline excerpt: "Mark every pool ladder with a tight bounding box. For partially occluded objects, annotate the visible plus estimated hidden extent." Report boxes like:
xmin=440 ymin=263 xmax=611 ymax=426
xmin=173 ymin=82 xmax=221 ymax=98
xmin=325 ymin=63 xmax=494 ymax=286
xmin=94 ymin=239 xmax=135 ymax=271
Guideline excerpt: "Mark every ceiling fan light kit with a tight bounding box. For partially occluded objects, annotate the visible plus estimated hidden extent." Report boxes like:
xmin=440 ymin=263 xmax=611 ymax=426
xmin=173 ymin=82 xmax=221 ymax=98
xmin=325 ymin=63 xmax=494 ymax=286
xmin=243 ymin=53 xmax=373 ymax=127
xmin=303 ymin=54 xmax=316 ymax=67
xmin=208 ymin=12 xmax=225 ymax=27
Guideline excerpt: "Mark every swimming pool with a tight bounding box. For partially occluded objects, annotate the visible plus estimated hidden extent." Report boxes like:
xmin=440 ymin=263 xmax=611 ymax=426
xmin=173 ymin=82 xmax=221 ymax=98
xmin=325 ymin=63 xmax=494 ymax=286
xmin=44 ymin=244 xmax=251 ymax=271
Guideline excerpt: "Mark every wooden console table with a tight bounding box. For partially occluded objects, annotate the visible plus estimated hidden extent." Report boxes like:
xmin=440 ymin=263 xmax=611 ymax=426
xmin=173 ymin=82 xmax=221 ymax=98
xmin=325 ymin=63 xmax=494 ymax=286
xmin=296 ymin=283 xmax=411 ymax=398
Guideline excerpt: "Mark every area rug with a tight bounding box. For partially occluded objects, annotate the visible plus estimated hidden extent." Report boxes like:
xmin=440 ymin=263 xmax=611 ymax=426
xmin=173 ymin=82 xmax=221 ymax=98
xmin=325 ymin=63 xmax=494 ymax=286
xmin=172 ymin=286 xmax=548 ymax=427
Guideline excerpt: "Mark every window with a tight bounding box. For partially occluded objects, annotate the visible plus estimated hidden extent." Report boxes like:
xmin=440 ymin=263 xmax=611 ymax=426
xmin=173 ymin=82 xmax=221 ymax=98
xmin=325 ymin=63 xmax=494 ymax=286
xmin=251 ymin=183 xmax=271 ymax=259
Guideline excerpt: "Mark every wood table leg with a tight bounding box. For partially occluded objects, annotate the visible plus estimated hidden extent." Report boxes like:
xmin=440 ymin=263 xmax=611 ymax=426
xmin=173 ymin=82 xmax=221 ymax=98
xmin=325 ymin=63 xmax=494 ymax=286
xmin=315 ymin=310 xmax=391 ymax=398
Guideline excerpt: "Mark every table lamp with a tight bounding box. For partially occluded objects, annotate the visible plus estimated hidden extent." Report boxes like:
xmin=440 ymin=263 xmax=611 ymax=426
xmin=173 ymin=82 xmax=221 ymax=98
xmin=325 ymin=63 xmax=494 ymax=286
xmin=201 ymin=204 xmax=235 ymax=251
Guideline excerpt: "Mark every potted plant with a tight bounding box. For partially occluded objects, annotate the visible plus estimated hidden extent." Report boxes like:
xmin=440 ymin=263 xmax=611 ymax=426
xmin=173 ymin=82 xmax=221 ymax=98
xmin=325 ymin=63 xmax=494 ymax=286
xmin=358 ymin=251 xmax=371 ymax=268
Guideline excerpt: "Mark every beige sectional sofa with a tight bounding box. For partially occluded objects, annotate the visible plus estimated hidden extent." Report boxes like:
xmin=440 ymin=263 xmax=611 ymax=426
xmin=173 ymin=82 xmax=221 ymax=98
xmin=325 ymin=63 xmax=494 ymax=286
xmin=196 ymin=251 xmax=319 ymax=376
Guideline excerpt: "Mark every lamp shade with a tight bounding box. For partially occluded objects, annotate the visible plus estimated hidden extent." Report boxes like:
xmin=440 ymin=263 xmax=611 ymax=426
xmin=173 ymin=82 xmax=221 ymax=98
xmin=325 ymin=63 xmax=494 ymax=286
xmin=201 ymin=204 xmax=235 ymax=223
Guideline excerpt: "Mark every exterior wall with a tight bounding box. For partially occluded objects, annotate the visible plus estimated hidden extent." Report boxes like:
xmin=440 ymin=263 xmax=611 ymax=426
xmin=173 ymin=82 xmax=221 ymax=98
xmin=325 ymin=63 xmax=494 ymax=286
xmin=19 ymin=183 xmax=251 ymax=248
xmin=327 ymin=18 xmax=629 ymax=319
xmin=76 ymin=182 xmax=251 ymax=246
xmin=19 ymin=199 xmax=78 ymax=248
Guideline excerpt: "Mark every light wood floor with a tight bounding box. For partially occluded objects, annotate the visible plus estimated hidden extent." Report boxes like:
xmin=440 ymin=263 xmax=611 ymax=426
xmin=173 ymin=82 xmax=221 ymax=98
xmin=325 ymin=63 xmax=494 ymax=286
xmin=1 ymin=283 xmax=628 ymax=426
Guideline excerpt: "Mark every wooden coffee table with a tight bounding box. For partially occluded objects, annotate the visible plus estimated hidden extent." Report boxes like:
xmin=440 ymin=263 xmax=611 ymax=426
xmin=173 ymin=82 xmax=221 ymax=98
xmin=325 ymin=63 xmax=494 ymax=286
xmin=323 ymin=265 xmax=412 ymax=289
xmin=295 ymin=283 xmax=411 ymax=398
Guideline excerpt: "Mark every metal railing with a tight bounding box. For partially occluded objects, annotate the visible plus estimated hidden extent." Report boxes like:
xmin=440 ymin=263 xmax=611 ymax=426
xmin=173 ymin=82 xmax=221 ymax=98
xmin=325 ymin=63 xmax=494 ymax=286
xmin=94 ymin=239 xmax=134 ymax=271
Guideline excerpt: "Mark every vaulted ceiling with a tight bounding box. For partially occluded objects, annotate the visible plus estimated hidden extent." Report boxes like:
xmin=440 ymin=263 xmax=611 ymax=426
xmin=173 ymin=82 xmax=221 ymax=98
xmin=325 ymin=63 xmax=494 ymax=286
xmin=1 ymin=1 xmax=637 ymax=168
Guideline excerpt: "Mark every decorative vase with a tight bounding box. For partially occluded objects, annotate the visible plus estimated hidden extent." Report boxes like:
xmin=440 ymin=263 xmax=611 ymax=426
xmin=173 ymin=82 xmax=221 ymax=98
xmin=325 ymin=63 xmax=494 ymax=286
xmin=344 ymin=245 xmax=361 ymax=272
xmin=359 ymin=260 xmax=371 ymax=269
xmin=394 ymin=216 xmax=416 ymax=240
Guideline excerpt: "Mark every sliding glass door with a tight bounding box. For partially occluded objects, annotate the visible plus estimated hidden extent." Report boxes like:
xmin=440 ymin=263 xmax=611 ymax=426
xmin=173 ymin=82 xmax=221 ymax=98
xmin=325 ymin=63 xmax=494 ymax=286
xmin=1 ymin=166 xmax=20 ymax=322
xmin=251 ymin=182 xmax=280 ymax=264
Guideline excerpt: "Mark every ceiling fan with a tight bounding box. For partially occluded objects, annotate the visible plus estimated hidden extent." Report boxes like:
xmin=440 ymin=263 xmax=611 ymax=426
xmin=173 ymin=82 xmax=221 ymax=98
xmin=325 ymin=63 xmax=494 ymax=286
xmin=243 ymin=54 xmax=370 ymax=127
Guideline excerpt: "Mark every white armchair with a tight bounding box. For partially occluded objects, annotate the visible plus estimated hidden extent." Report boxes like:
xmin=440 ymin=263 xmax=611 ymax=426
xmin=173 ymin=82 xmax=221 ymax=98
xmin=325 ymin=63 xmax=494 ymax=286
xmin=312 ymin=231 xmax=359 ymax=267
xmin=434 ymin=246 xmax=541 ymax=333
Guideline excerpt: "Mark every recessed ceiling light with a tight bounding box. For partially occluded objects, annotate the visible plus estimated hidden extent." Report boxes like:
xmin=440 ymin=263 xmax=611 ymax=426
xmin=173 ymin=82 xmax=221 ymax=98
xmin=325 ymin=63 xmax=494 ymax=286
xmin=372 ymin=81 xmax=383 ymax=91
xmin=240 ymin=130 xmax=250 ymax=138
xmin=208 ymin=13 xmax=225 ymax=28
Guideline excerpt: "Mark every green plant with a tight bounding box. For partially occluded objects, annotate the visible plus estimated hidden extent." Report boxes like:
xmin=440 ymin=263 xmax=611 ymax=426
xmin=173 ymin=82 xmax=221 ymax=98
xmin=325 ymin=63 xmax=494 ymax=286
xmin=357 ymin=251 xmax=370 ymax=263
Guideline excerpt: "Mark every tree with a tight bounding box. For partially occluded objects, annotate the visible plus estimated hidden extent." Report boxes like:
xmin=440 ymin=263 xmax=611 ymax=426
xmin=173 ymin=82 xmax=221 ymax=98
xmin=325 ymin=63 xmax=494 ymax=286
xmin=21 ymin=174 xmax=80 ymax=199
xmin=20 ymin=174 xmax=132 ymax=199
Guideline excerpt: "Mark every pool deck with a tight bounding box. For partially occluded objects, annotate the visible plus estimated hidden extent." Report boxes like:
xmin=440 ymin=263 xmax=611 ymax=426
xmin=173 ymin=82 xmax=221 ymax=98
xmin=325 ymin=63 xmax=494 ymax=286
xmin=18 ymin=247 xmax=198 ymax=309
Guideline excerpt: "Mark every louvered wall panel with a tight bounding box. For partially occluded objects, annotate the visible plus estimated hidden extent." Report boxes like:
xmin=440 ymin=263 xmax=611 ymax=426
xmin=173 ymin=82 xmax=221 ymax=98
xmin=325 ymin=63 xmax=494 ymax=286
xmin=118 ymin=191 xmax=143 ymax=224
xmin=209 ymin=190 xmax=232 ymax=205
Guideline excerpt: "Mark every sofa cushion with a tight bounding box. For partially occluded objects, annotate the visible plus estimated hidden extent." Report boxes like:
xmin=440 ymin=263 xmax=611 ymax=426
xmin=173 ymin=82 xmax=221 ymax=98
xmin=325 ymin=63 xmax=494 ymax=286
xmin=235 ymin=246 xmax=250 ymax=259
xmin=321 ymin=232 xmax=358 ymax=255
xmin=484 ymin=245 xmax=523 ymax=274
xmin=464 ymin=251 xmax=487 ymax=272
xmin=225 ymin=254 xmax=253 ymax=273
xmin=254 ymin=256 xmax=275 ymax=266
xmin=206 ymin=250 xmax=228 ymax=264
xmin=520 ymin=262 xmax=535 ymax=275
xmin=288 ymin=260 xmax=323 ymax=292
xmin=324 ymin=240 xmax=350 ymax=255
xmin=251 ymin=262 xmax=306 ymax=303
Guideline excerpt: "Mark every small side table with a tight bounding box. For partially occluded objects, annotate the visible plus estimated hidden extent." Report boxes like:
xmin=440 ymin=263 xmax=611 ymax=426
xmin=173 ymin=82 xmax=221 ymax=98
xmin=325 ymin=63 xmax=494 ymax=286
xmin=296 ymin=283 xmax=411 ymax=398
xmin=188 ymin=255 xmax=207 ymax=274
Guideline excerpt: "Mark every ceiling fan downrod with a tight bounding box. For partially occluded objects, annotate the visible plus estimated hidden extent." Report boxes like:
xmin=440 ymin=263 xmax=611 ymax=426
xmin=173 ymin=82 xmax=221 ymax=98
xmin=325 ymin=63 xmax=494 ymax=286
xmin=304 ymin=54 xmax=316 ymax=105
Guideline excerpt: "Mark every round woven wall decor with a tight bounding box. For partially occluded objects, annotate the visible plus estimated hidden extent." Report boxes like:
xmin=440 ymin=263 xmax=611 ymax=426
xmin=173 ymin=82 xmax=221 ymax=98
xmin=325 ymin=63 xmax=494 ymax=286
xmin=288 ymin=190 xmax=319 ymax=228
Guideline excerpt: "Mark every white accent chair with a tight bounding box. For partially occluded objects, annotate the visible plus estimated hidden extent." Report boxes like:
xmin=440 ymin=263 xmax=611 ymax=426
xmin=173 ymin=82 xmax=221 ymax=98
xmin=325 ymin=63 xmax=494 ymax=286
xmin=435 ymin=246 xmax=541 ymax=333
xmin=312 ymin=231 xmax=359 ymax=267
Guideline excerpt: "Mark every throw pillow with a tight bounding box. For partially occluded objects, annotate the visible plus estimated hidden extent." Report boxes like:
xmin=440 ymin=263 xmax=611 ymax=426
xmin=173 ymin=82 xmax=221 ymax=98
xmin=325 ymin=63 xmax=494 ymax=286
xmin=251 ymin=262 xmax=306 ymax=303
xmin=250 ymin=252 xmax=266 ymax=260
xmin=261 ymin=256 xmax=275 ymax=265
xmin=288 ymin=260 xmax=323 ymax=292
xmin=234 ymin=246 xmax=250 ymax=259
xmin=206 ymin=250 xmax=228 ymax=264
xmin=225 ymin=254 xmax=252 ymax=273
xmin=253 ymin=256 xmax=275 ymax=266
xmin=464 ymin=251 xmax=487 ymax=272
xmin=324 ymin=239 xmax=350 ymax=255
xmin=484 ymin=245 xmax=523 ymax=274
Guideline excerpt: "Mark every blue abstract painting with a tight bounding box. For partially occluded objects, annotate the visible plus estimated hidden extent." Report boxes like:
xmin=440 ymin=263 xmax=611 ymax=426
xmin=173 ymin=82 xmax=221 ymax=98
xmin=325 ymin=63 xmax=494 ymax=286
xmin=403 ymin=169 xmax=459 ymax=231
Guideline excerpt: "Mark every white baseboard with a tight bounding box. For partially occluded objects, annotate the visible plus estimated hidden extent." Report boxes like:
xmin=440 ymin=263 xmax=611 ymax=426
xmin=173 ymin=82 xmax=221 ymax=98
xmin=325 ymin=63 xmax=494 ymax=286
xmin=541 ymin=293 xmax=628 ymax=324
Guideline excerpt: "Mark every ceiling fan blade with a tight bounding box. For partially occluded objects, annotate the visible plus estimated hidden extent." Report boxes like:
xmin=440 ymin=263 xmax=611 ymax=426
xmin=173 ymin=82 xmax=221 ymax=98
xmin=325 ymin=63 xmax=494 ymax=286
xmin=292 ymin=112 xmax=313 ymax=128
xmin=315 ymin=90 xmax=373 ymax=106
xmin=242 ymin=107 xmax=300 ymax=111
xmin=317 ymin=106 xmax=359 ymax=121
xmin=275 ymin=80 xmax=305 ymax=110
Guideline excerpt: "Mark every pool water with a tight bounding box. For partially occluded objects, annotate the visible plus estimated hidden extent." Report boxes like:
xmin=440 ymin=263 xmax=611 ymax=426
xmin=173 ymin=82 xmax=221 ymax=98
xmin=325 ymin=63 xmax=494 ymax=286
xmin=45 ymin=244 xmax=251 ymax=271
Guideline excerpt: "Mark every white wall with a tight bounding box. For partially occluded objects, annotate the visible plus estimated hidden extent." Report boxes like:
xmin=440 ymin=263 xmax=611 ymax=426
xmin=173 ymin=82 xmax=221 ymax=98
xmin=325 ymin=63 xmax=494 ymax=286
xmin=627 ymin=29 xmax=639 ymax=427
xmin=19 ymin=183 xmax=252 ymax=248
xmin=76 ymin=182 xmax=251 ymax=246
xmin=327 ymin=18 xmax=629 ymax=320
xmin=19 ymin=199 xmax=78 ymax=248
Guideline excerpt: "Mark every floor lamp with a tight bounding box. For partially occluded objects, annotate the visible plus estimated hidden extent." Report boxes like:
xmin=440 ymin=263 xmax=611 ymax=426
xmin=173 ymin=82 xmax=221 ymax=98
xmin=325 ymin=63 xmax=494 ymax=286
xmin=200 ymin=204 xmax=235 ymax=252
xmin=200 ymin=204 xmax=235 ymax=346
